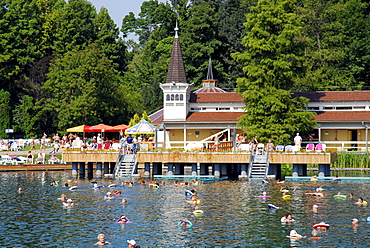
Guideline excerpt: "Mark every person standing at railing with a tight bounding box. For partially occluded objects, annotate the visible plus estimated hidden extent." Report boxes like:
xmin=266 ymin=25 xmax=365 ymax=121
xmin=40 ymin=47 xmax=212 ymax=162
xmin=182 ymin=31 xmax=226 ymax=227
xmin=265 ymin=140 xmax=275 ymax=152
xmin=212 ymin=133 xmax=223 ymax=151
xmin=294 ymin=133 xmax=302 ymax=148
xmin=250 ymin=136 xmax=258 ymax=153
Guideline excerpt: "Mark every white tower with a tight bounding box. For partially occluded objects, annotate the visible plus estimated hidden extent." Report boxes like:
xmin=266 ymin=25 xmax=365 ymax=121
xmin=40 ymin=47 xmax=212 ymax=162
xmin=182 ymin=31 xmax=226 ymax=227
xmin=160 ymin=23 xmax=193 ymax=121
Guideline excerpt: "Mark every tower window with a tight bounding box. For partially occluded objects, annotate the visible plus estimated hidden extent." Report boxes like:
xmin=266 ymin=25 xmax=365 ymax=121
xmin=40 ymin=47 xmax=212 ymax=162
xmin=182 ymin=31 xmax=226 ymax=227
xmin=166 ymin=94 xmax=170 ymax=101
xmin=180 ymin=94 xmax=184 ymax=101
xmin=171 ymin=94 xmax=174 ymax=101
xmin=175 ymin=94 xmax=179 ymax=100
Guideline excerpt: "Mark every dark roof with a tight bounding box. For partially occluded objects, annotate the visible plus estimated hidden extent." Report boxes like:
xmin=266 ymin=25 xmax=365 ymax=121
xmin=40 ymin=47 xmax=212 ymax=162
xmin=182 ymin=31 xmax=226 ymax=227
xmin=315 ymin=111 xmax=370 ymax=122
xmin=166 ymin=37 xmax=187 ymax=84
xmin=149 ymin=109 xmax=164 ymax=125
xmin=190 ymin=92 xmax=243 ymax=103
xmin=293 ymin=91 xmax=370 ymax=102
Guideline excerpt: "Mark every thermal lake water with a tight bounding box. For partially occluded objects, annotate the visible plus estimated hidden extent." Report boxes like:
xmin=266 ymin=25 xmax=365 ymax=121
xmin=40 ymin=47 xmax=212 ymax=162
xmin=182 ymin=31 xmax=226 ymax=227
xmin=1 ymin=172 xmax=370 ymax=247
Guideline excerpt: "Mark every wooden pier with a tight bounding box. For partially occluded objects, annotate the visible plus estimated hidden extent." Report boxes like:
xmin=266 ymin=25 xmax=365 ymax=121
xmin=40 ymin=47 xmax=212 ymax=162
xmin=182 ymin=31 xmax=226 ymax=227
xmin=61 ymin=151 xmax=337 ymax=179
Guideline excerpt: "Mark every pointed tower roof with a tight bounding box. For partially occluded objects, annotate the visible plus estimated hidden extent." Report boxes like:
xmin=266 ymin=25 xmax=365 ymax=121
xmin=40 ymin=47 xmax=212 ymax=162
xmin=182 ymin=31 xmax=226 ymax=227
xmin=166 ymin=23 xmax=187 ymax=84
xmin=194 ymin=57 xmax=225 ymax=93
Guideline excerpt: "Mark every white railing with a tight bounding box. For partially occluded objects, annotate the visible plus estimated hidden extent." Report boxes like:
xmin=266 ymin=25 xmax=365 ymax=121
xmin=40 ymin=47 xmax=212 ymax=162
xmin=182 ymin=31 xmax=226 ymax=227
xmin=319 ymin=141 xmax=369 ymax=152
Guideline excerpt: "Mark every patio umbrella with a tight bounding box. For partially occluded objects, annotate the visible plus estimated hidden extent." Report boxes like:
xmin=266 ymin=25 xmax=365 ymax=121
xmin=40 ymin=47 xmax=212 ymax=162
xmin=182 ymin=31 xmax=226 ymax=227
xmin=105 ymin=124 xmax=128 ymax=132
xmin=66 ymin=125 xmax=91 ymax=132
xmin=125 ymin=120 xmax=155 ymax=134
xmin=86 ymin=124 xmax=113 ymax=132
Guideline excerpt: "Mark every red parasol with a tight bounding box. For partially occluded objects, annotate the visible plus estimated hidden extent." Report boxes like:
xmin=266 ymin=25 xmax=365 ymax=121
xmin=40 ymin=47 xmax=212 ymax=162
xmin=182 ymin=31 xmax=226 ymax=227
xmin=86 ymin=124 xmax=114 ymax=132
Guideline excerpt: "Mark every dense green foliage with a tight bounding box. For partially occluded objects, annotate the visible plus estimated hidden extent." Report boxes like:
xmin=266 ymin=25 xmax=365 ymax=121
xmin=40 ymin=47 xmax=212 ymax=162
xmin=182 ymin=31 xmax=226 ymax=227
xmin=0 ymin=0 xmax=369 ymax=139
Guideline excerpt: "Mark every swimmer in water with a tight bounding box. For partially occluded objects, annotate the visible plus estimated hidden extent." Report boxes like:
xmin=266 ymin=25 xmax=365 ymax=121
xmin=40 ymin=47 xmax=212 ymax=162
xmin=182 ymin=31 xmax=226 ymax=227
xmin=355 ymin=197 xmax=367 ymax=205
xmin=94 ymin=234 xmax=110 ymax=246
xmin=281 ymin=213 xmax=295 ymax=223
xmin=178 ymin=219 xmax=193 ymax=228
xmin=105 ymin=192 xmax=113 ymax=200
xmin=349 ymin=193 xmax=354 ymax=198
xmin=58 ymin=194 xmax=67 ymax=201
xmin=122 ymin=198 xmax=128 ymax=204
xmin=310 ymin=175 xmax=318 ymax=181
xmin=306 ymin=188 xmax=324 ymax=197
xmin=63 ymin=199 xmax=74 ymax=207
xmin=113 ymin=189 xmax=121 ymax=196
xmin=312 ymin=204 xmax=318 ymax=212
xmin=18 ymin=187 xmax=23 ymax=193
xmin=116 ymin=215 xmax=130 ymax=224
xmin=187 ymin=196 xmax=198 ymax=205
xmin=287 ymin=230 xmax=305 ymax=238
xmin=351 ymin=218 xmax=359 ymax=229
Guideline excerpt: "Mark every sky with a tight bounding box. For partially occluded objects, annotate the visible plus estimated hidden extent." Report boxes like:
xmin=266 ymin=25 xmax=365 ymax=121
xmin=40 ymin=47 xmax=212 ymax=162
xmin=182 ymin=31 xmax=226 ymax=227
xmin=88 ymin=0 xmax=165 ymax=30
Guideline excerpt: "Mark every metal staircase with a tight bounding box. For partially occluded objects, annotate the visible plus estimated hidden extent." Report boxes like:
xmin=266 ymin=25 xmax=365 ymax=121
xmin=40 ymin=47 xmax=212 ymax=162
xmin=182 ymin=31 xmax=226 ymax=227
xmin=114 ymin=151 xmax=137 ymax=177
xmin=248 ymin=151 xmax=270 ymax=179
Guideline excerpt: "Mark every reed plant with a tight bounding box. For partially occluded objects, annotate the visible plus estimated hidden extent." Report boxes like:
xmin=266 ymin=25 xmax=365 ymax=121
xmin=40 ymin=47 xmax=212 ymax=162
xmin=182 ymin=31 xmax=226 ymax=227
xmin=331 ymin=152 xmax=370 ymax=168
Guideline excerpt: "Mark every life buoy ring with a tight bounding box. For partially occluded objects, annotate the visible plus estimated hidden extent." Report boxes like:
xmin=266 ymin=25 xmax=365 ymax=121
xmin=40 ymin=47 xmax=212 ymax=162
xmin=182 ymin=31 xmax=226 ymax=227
xmin=185 ymin=190 xmax=194 ymax=196
xmin=313 ymin=223 xmax=330 ymax=230
xmin=69 ymin=186 xmax=77 ymax=191
xmin=268 ymin=204 xmax=279 ymax=209
xmin=178 ymin=220 xmax=193 ymax=227
xmin=193 ymin=210 xmax=204 ymax=215
xmin=333 ymin=195 xmax=346 ymax=200
xmin=282 ymin=195 xmax=292 ymax=200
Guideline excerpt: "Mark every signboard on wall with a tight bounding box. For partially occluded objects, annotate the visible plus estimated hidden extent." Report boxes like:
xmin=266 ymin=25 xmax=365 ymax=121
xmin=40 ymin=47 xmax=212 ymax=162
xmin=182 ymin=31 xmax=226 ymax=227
xmin=5 ymin=129 xmax=14 ymax=133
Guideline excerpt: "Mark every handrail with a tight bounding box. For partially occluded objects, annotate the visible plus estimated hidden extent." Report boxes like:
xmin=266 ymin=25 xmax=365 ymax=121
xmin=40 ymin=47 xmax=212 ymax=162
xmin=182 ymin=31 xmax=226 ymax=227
xmin=130 ymin=153 xmax=137 ymax=177
xmin=264 ymin=149 xmax=270 ymax=179
xmin=200 ymin=129 xmax=229 ymax=143
xmin=247 ymin=149 xmax=254 ymax=178
xmin=113 ymin=149 xmax=124 ymax=177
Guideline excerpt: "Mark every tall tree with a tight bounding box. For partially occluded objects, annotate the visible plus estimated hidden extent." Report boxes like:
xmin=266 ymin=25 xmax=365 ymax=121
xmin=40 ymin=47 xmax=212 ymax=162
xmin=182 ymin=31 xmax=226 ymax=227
xmin=295 ymin=0 xmax=368 ymax=91
xmin=0 ymin=0 xmax=43 ymax=94
xmin=94 ymin=6 xmax=128 ymax=71
xmin=43 ymin=44 xmax=128 ymax=131
xmin=232 ymin=0 xmax=316 ymax=144
xmin=0 ymin=90 xmax=12 ymax=138
xmin=43 ymin=0 xmax=96 ymax=55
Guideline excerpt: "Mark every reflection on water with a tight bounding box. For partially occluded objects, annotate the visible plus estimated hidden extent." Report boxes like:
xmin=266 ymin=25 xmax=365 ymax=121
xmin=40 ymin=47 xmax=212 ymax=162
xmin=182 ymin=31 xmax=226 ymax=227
xmin=1 ymin=172 xmax=370 ymax=247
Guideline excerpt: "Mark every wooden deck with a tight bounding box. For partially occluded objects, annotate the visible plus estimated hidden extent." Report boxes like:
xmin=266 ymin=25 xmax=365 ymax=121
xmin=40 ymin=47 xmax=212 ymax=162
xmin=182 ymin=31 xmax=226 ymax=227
xmin=63 ymin=151 xmax=336 ymax=164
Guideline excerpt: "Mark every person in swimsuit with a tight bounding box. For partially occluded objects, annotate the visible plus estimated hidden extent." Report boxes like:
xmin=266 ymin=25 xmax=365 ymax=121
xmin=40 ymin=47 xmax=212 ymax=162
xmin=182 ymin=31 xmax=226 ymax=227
xmin=94 ymin=234 xmax=110 ymax=246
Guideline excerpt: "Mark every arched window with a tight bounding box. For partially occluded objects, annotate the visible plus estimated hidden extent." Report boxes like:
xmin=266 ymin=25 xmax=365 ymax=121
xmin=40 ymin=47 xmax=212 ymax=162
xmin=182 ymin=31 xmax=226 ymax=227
xmin=180 ymin=94 xmax=184 ymax=101
xmin=166 ymin=94 xmax=170 ymax=101
xmin=175 ymin=94 xmax=179 ymax=100
xmin=171 ymin=94 xmax=174 ymax=101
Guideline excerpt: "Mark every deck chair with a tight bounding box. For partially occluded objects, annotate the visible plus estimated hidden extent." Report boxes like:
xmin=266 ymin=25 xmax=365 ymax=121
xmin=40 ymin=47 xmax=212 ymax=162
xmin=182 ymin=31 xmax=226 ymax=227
xmin=238 ymin=143 xmax=250 ymax=151
xmin=1 ymin=155 xmax=13 ymax=165
xmin=315 ymin=143 xmax=326 ymax=152
xmin=285 ymin=145 xmax=293 ymax=152
xmin=103 ymin=143 xmax=111 ymax=149
xmin=10 ymin=142 xmax=19 ymax=151
xmin=276 ymin=145 xmax=284 ymax=152
xmin=292 ymin=145 xmax=300 ymax=152
xmin=48 ymin=155 xmax=60 ymax=164
xmin=111 ymin=143 xmax=120 ymax=150
xmin=14 ymin=157 xmax=27 ymax=165
xmin=306 ymin=143 xmax=315 ymax=152
xmin=35 ymin=153 xmax=46 ymax=164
